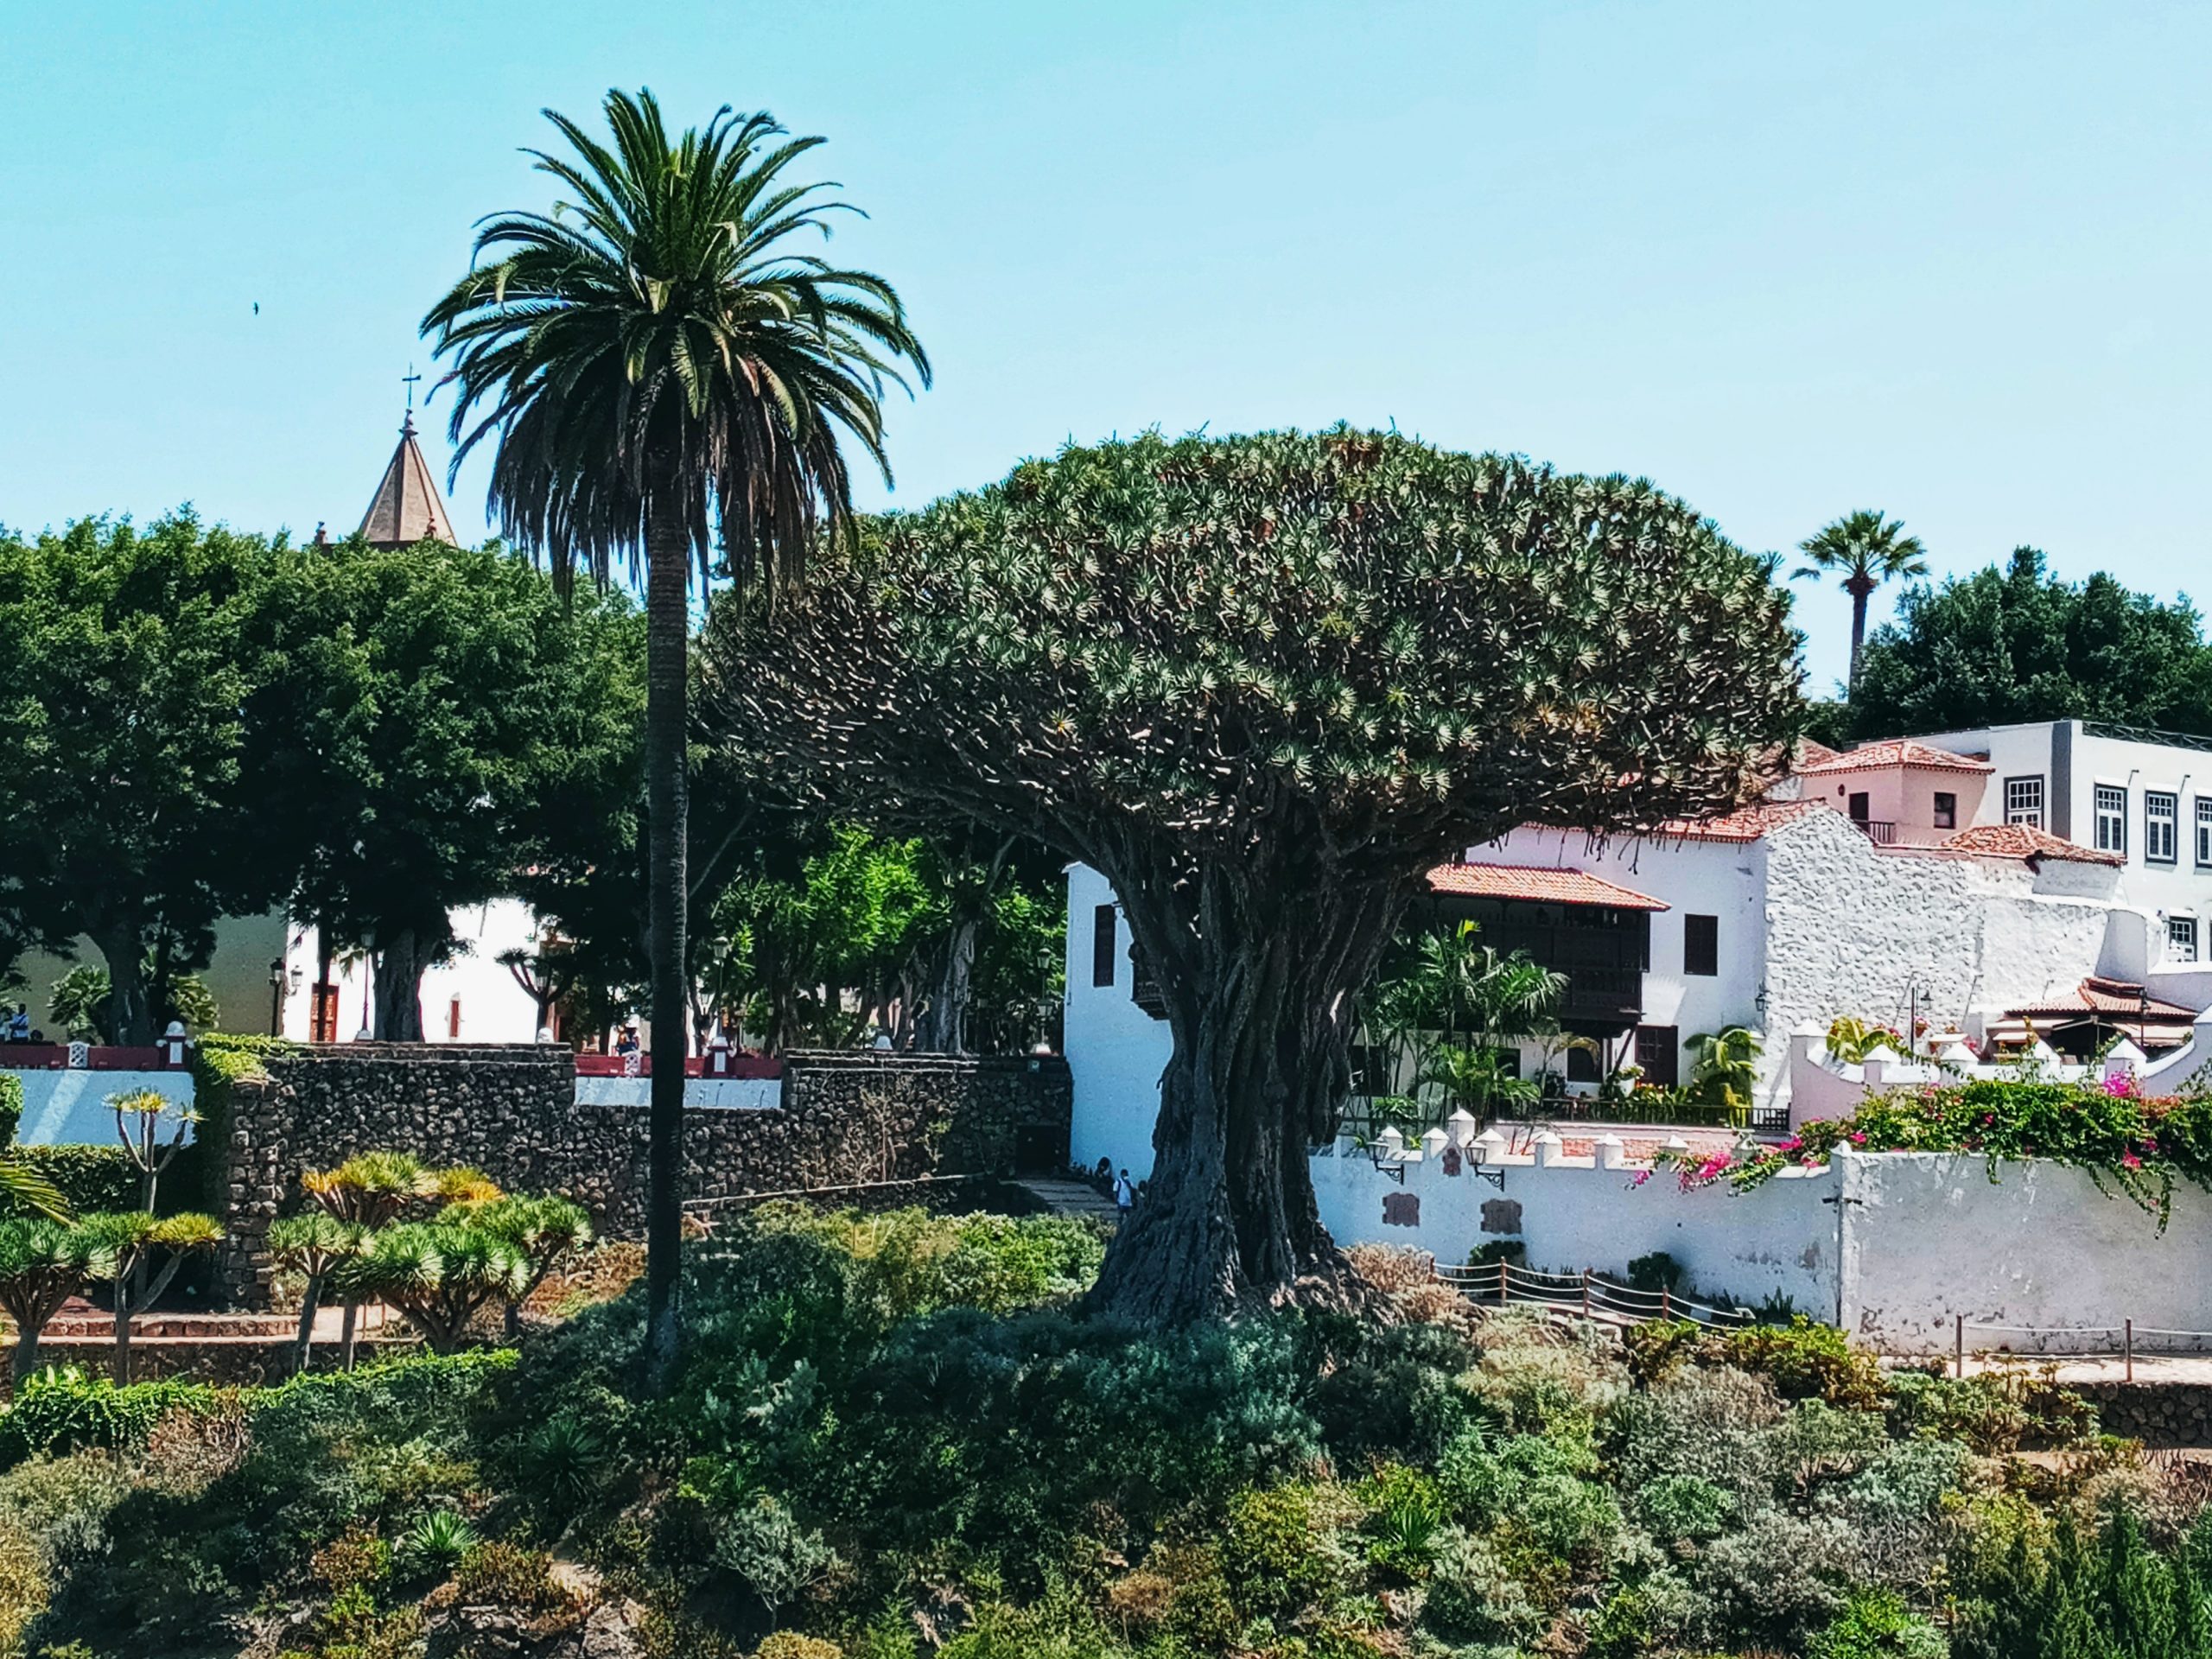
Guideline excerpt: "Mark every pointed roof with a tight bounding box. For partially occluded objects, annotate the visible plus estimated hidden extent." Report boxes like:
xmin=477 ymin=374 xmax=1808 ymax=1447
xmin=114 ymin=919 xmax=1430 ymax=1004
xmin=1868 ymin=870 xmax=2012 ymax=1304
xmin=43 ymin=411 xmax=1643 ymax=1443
xmin=357 ymin=411 xmax=457 ymax=550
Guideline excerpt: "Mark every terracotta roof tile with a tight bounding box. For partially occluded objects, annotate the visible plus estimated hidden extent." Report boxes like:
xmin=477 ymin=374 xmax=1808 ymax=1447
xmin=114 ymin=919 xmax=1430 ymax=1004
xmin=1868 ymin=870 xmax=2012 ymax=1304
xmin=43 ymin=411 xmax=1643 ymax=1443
xmin=1426 ymin=862 xmax=1669 ymax=912
xmin=1656 ymin=798 xmax=1834 ymax=842
xmin=1940 ymin=823 xmax=2125 ymax=866
xmin=1797 ymin=738 xmax=1994 ymax=776
xmin=2005 ymin=978 xmax=2197 ymax=1020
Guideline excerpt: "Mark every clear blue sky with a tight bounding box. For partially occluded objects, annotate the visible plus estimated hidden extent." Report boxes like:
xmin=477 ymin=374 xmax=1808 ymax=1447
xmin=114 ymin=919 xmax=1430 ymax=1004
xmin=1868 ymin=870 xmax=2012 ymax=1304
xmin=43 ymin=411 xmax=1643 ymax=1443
xmin=3 ymin=1 xmax=2207 ymax=693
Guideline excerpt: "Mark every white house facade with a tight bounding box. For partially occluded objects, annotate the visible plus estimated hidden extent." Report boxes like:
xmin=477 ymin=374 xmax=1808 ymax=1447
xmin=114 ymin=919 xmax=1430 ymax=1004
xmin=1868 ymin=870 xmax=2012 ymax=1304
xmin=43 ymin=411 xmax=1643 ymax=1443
xmin=1063 ymin=729 xmax=2212 ymax=1174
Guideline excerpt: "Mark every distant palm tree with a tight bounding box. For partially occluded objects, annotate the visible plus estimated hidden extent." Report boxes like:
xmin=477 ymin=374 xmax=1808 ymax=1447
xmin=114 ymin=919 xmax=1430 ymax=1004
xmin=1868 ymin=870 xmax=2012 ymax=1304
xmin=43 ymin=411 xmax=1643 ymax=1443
xmin=422 ymin=89 xmax=928 ymax=1385
xmin=1794 ymin=510 xmax=1929 ymax=693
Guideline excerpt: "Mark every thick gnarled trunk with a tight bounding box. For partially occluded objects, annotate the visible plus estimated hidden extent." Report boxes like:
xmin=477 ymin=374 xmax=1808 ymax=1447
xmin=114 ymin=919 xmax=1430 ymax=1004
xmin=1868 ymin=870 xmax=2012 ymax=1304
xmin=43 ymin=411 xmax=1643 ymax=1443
xmin=91 ymin=925 xmax=153 ymax=1047
xmin=1086 ymin=862 xmax=1410 ymax=1323
xmin=371 ymin=927 xmax=434 ymax=1041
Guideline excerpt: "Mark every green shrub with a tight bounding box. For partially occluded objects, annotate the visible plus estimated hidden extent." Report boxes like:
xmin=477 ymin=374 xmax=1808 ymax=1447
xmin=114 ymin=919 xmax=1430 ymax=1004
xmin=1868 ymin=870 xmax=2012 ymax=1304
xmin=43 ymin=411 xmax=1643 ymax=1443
xmin=1619 ymin=1316 xmax=1715 ymax=1384
xmin=1625 ymin=1250 xmax=1682 ymax=1294
xmin=1586 ymin=1564 xmax=1701 ymax=1657
xmin=0 ymin=1077 xmax=21 ymax=1148
xmin=0 ymin=1367 xmax=221 ymax=1464
xmin=1809 ymin=1587 xmax=1948 ymax=1658
xmin=0 ymin=1147 xmax=137 ymax=1221
xmin=1885 ymin=1367 xmax=2096 ymax=1454
xmin=1694 ymin=1510 xmax=1862 ymax=1647
xmin=1726 ymin=1317 xmax=1888 ymax=1410
xmin=1421 ymin=1526 xmax=1543 ymax=1645
xmin=1220 ymin=1483 xmax=1350 ymax=1620
xmin=1632 ymin=1472 xmax=1735 ymax=1543
xmin=1311 ymin=1319 xmax=1480 ymax=1465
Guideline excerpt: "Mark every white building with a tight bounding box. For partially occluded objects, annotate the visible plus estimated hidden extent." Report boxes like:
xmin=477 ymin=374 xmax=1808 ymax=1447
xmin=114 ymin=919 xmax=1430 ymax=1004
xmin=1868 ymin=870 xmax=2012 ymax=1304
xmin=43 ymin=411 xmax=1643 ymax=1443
xmin=1065 ymin=727 xmax=2212 ymax=1173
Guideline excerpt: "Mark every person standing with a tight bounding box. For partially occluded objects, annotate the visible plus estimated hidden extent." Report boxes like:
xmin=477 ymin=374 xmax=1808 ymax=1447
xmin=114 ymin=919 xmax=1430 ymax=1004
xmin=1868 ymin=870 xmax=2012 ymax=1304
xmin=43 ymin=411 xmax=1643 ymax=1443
xmin=1114 ymin=1167 xmax=1135 ymax=1216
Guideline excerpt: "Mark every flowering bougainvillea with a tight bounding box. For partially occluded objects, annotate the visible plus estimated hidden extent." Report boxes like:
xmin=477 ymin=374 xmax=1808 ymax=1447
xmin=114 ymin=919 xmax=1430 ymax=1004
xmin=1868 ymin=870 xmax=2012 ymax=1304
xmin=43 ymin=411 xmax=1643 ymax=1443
xmin=1675 ymin=1078 xmax=2212 ymax=1227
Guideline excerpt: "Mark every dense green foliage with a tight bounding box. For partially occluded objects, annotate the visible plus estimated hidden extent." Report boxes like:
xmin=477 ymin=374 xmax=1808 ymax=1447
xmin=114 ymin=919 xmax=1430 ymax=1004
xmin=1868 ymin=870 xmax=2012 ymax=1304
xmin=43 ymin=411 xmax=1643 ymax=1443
xmin=1848 ymin=547 xmax=2212 ymax=741
xmin=9 ymin=1206 xmax=2208 ymax=1657
xmin=0 ymin=513 xmax=279 ymax=1043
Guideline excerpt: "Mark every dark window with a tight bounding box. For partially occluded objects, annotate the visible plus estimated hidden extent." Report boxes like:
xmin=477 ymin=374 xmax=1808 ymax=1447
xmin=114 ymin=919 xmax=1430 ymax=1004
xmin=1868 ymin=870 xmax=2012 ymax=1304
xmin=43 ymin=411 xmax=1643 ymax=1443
xmin=1683 ymin=914 xmax=1719 ymax=977
xmin=1348 ymin=1043 xmax=1389 ymax=1095
xmin=1487 ymin=1046 xmax=1521 ymax=1079
xmin=1090 ymin=904 xmax=1117 ymax=988
xmin=1634 ymin=1025 xmax=1680 ymax=1087
xmin=1847 ymin=791 xmax=1871 ymax=823
xmin=1933 ymin=791 xmax=1957 ymax=830
xmin=2146 ymin=792 xmax=2178 ymax=864
xmin=1566 ymin=1045 xmax=1600 ymax=1083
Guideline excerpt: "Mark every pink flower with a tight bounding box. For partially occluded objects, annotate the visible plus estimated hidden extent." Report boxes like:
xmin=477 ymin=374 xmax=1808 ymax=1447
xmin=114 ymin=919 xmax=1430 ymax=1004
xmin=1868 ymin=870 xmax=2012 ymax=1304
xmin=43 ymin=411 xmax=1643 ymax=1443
xmin=2143 ymin=1139 xmax=2159 ymax=1154
xmin=1849 ymin=1131 xmax=1868 ymax=1146
xmin=2121 ymin=1151 xmax=2143 ymax=1170
xmin=1631 ymin=1170 xmax=1652 ymax=1187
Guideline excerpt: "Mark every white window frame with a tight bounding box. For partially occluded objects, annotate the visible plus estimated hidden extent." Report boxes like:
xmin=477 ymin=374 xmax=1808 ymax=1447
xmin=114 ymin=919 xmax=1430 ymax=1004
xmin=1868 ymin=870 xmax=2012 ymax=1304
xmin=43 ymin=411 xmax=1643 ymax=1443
xmin=2146 ymin=791 xmax=2179 ymax=864
xmin=2196 ymin=798 xmax=2212 ymax=868
xmin=2171 ymin=915 xmax=2199 ymax=963
xmin=2004 ymin=775 xmax=2044 ymax=827
xmin=2095 ymin=785 xmax=2128 ymax=855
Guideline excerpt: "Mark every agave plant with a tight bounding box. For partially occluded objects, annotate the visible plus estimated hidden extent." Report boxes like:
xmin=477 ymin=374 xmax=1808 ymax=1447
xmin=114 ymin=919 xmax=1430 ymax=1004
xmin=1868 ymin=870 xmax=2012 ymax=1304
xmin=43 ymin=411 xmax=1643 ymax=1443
xmin=399 ymin=1508 xmax=478 ymax=1578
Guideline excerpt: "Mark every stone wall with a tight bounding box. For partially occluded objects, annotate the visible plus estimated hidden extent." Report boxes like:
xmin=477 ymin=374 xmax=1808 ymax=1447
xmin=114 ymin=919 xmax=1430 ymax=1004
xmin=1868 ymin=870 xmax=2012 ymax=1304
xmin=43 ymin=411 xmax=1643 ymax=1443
xmin=216 ymin=1044 xmax=1071 ymax=1306
xmin=2069 ymin=1382 xmax=2212 ymax=1447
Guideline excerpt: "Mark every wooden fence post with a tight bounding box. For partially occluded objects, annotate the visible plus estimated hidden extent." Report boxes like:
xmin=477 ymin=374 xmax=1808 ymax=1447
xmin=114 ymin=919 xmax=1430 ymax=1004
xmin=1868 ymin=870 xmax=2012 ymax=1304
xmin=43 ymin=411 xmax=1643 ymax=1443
xmin=1955 ymin=1313 xmax=1964 ymax=1380
xmin=1497 ymin=1259 xmax=1508 ymax=1306
xmin=1660 ymin=1287 xmax=1670 ymax=1322
xmin=2126 ymin=1318 xmax=2134 ymax=1384
xmin=1582 ymin=1269 xmax=1592 ymax=1318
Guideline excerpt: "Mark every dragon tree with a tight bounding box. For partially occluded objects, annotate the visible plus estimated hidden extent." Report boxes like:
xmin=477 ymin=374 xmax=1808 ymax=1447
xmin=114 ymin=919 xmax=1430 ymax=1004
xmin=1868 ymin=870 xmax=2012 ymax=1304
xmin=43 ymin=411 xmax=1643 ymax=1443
xmin=705 ymin=429 xmax=1803 ymax=1322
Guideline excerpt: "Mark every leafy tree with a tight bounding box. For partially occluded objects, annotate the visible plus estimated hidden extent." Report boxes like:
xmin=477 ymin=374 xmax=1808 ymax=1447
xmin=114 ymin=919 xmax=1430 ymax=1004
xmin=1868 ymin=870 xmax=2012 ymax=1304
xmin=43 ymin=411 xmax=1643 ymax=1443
xmin=423 ymin=88 xmax=929 ymax=1382
xmin=1685 ymin=1025 xmax=1764 ymax=1116
xmin=0 ymin=512 xmax=278 ymax=1042
xmin=1794 ymin=509 xmax=1929 ymax=694
xmin=0 ymin=1219 xmax=102 ymax=1382
xmin=707 ymin=429 xmax=1802 ymax=1320
xmin=345 ymin=1221 xmax=527 ymax=1354
xmin=46 ymin=961 xmax=218 ymax=1042
xmin=242 ymin=534 xmax=637 ymax=1039
xmin=444 ymin=1192 xmax=593 ymax=1337
xmin=108 ymin=1088 xmax=196 ymax=1210
xmin=1848 ymin=547 xmax=2212 ymax=740
xmin=76 ymin=1210 xmax=223 ymax=1384
xmin=266 ymin=1211 xmax=365 ymax=1376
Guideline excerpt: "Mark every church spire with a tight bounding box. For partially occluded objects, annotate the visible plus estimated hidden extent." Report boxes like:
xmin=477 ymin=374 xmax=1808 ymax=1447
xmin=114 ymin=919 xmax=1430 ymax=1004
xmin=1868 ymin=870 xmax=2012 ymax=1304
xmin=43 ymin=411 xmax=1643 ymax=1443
xmin=357 ymin=373 xmax=457 ymax=549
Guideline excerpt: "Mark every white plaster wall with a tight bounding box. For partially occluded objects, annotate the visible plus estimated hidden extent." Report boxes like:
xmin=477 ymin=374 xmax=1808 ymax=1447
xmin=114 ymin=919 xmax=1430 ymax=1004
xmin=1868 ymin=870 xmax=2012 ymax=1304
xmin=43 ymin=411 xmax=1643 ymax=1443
xmin=1761 ymin=813 xmax=1986 ymax=1068
xmin=574 ymin=1077 xmax=781 ymax=1109
xmin=279 ymin=899 xmax=545 ymax=1045
xmin=1470 ymin=827 xmax=1766 ymax=1087
xmin=1063 ymin=865 xmax=1173 ymax=1179
xmin=1310 ymin=1139 xmax=1834 ymax=1313
xmin=1838 ymin=1148 xmax=2212 ymax=1354
xmin=12 ymin=1069 xmax=194 ymax=1147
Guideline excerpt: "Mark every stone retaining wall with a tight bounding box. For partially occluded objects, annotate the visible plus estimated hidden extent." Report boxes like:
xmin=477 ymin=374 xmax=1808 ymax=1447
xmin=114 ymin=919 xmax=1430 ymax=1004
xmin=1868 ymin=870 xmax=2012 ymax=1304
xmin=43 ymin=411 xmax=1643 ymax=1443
xmin=214 ymin=1044 xmax=1071 ymax=1306
xmin=2072 ymin=1381 xmax=2212 ymax=1447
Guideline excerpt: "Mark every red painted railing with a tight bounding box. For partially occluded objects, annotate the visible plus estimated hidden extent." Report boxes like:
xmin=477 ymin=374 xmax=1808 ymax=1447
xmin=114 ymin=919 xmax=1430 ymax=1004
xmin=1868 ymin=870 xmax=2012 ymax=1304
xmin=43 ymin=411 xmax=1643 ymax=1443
xmin=0 ymin=1045 xmax=177 ymax=1071
xmin=572 ymin=1052 xmax=782 ymax=1080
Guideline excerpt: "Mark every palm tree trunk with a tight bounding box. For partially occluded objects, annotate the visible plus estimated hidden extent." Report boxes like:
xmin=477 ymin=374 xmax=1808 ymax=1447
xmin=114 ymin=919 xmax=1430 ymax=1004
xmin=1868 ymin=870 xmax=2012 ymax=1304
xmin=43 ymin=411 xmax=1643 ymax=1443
xmin=1846 ymin=576 xmax=1874 ymax=695
xmin=642 ymin=474 xmax=692 ymax=1391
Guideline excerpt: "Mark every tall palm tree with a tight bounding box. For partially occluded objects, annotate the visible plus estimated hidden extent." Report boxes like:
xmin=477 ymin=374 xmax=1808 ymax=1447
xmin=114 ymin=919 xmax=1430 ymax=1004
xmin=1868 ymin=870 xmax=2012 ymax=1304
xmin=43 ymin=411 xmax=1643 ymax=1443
xmin=1793 ymin=510 xmax=1929 ymax=693
xmin=422 ymin=89 xmax=928 ymax=1383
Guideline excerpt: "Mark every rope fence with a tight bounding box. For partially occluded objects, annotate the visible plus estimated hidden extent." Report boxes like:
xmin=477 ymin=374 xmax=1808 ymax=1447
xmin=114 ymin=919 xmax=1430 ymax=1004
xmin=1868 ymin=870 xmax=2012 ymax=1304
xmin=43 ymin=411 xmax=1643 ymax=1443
xmin=1953 ymin=1316 xmax=2212 ymax=1381
xmin=1434 ymin=1259 xmax=1755 ymax=1329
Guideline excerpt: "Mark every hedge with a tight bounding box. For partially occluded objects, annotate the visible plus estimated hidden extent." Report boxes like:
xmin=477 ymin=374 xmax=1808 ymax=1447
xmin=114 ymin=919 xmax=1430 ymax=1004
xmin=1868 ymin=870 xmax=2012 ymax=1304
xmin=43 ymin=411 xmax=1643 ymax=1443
xmin=0 ymin=1074 xmax=20 ymax=1147
xmin=0 ymin=1145 xmax=140 ymax=1220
